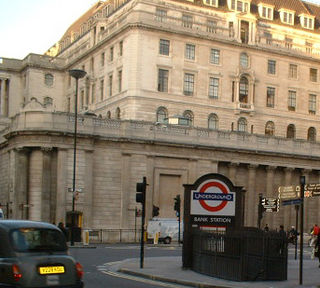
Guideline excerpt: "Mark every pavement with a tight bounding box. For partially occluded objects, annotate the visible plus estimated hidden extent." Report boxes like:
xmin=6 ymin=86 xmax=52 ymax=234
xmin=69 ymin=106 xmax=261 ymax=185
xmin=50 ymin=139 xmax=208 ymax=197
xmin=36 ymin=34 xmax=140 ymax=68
xmin=117 ymin=248 xmax=320 ymax=288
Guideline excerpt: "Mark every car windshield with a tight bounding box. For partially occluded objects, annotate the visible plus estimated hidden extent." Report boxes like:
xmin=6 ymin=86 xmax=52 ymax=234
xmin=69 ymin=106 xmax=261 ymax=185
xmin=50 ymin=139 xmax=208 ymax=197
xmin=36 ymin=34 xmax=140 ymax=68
xmin=10 ymin=228 xmax=67 ymax=252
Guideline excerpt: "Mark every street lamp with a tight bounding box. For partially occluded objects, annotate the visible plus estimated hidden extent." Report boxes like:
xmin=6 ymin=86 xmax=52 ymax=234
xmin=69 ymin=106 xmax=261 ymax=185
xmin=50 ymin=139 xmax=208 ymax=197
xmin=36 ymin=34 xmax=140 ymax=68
xmin=69 ymin=69 xmax=86 ymax=246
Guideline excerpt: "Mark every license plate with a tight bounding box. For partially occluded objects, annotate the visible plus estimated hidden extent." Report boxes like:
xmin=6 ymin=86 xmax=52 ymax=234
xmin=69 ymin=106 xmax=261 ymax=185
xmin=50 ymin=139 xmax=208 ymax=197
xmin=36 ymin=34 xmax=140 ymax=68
xmin=39 ymin=266 xmax=65 ymax=274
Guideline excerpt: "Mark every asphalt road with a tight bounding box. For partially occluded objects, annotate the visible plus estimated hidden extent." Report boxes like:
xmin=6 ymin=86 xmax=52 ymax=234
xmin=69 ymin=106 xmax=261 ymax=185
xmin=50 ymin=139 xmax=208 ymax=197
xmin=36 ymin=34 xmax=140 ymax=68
xmin=69 ymin=243 xmax=183 ymax=288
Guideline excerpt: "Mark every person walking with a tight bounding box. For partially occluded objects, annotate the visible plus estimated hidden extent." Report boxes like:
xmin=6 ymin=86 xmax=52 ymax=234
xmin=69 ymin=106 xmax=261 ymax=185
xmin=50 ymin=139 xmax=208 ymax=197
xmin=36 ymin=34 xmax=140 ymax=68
xmin=315 ymin=233 xmax=320 ymax=268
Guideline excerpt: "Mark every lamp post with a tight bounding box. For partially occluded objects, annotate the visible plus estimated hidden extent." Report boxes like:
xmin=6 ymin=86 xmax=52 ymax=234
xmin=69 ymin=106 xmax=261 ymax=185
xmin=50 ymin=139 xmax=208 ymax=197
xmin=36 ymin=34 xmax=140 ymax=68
xmin=69 ymin=69 xmax=86 ymax=246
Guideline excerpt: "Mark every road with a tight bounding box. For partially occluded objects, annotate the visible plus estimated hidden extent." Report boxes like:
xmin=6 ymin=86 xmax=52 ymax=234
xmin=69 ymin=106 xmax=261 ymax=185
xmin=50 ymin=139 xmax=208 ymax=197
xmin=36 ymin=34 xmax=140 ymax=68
xmin=69 ymin=244 xmax=183 ymax=288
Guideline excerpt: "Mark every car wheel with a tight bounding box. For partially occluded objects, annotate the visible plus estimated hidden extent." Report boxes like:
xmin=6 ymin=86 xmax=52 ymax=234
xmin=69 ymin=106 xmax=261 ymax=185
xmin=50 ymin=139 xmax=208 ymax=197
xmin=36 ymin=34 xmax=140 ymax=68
xmin=164 ymin=237 xmax=171 ymax=244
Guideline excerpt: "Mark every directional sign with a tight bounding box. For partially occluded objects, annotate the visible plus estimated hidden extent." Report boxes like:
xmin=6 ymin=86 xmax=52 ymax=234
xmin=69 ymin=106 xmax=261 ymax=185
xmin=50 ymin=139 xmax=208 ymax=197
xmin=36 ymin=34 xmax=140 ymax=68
xmin=282 ymin=198 xmax=302 ymax=206
xmin=304 ymin=183 xmax=320 ymax=197
xmin=261 ymin=197 xmax=279 ymax=212
xmin=278 ymin=185 xmax=300 ymax=200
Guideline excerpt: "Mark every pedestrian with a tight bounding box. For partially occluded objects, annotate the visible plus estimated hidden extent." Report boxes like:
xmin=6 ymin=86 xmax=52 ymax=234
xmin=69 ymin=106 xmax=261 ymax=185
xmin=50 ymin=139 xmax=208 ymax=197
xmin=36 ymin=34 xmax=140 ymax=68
xmin=279 ymin=225 xmax=287 ymax=255
xmin=288 ymin=226 xmax=298 ymax=244
xmin=312 ymin=224 xmax=319 ymax=236
xmin=58 ymin=222 xmax=68 ymax=240
xmin=264 ymin=224 xmax=269 ymax=232
xmin=315 ymin=233 xmax=320 ymax=268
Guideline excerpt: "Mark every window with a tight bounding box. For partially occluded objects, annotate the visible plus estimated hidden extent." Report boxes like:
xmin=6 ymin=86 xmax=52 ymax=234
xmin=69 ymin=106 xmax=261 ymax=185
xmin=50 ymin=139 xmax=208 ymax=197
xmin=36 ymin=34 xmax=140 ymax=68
xmin=208 ymin=114 xmax=218 ymax=130
xmin=281 ymin=11 xmax=294 ymax=25
xmin=210 ymin=49 xmax=220 ymax=65
xmin=207 ymin=20 xmax=217 ymax=33
xmin=237 ymin=117 xmax=247 ymax=132
xmin=91 ymin=84 xmax=96 ymax=103
xmin=230 ymin=0 xmax=249 ymax=12
xmin=159 ymin=39 xmax=170 ymax=56
xmin=116 ymin=107 xmax=120 ymax=119
xmin=158 ymin=69 xmax=169 ymax=92
xmin=44 ymin=74 xmax=54 ymax=86
xmin=266 ymin=87 xmax=275 ymax=108
xmin=310 ymin=68 xmax=317 ymax=82
xmin=265 ymin=121 xmax=275 ymax=136
xmin=182 ymin=14 xmax=193 ymax=28
xmin=156 ymin=107 xmax=168 ymax=123
xmin=288 ymin=90 xmax=296 ymax=111
xmin=240 ymin=53 xmax=249 ymax=68
xmin=289 ymin=64 xmax=297 ymax=79
xmin=208 ymin=77 xmax=219 ymax=99
xmin=185 ymin=44 xmax=195 ymax=60
xmin=260 ymin=6 xmax=273 ymax=19
xmin=81 ymin=90 xmax=84 ymax=109
xmin=309 ymin=94 xmax=316 ymax=114
xmin=156 ymin=9 xmax=167 ymax=22
xmin=307 ymin=127 xmax=316 ymax=142
xmin=268 ymin=60 xmax=276 ymax=75
xmin=118 ymin=70 xmax=122 ymax=92
xmin=107 ymin=111 xmax=111 ymax=119
xmin=301 ymin=16 xmax=314 ymax=29
xmin=203 ymin=0 xmax=217 ymax=6
xmin=183 ymin=73 xmax=194 ymax=96
xmin=119 ymin=41 xmax=123 ymax=56
xmin=110 ymin=46 xmax=114 ymax=61
xmin=109 ymin=75 xmax=113 ymax=96
xmin=239 ymin=76 xmax=248 ymax=103
xmin=90 ymin=57 xmax=94 ymax=72
xmin=101 ymin=53 xmax=105 ymax=66
xmin=100 ymin=79 xmax=104 ymax=100
xmin=183 ymin=110 xmax=193 ymax=126
xmin=287 ymin=124 xmax=295 ymax=139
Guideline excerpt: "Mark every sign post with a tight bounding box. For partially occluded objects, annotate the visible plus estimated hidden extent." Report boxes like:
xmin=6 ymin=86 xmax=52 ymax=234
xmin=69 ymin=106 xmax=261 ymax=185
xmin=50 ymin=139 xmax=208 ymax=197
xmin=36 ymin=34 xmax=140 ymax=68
xmin=299 ymin=176 xmax=305 ymax=286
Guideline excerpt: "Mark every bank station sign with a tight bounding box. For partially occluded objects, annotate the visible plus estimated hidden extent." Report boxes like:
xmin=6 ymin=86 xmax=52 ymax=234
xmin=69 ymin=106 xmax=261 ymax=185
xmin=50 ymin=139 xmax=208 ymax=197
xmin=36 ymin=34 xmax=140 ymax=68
xmin=190 ymin=179 xmax=236 ymax=226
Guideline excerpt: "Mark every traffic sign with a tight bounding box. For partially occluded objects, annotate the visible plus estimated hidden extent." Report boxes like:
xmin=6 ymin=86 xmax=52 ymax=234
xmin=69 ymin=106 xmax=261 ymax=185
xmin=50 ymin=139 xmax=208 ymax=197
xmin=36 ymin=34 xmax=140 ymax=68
xmin=304 ymin=183 xmax=320 ymax=197
xmin=278 ymin=185 xmax=300 ymax=200
xmin=282 ymin=198 xmax=302 ymax=206
xmin=261 ymin=197 xmax=279 ymax=212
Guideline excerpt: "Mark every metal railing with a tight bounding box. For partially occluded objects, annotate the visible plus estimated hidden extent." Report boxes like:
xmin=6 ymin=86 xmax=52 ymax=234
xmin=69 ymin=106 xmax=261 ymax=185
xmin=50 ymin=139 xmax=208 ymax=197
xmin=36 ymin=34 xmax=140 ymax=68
xmin=88 ymin=228 xmax=141 ymax=243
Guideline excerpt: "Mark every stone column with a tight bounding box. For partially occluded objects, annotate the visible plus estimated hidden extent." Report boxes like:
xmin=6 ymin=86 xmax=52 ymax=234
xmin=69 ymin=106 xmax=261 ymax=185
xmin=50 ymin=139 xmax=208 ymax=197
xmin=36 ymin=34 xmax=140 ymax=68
xmin=41 ymin=148 xmax=53 ymax=223
xmin=120 ymin=153 xmax=131 ymax=228
xmin=56 ymin=149 xmax=68 ymax=223
xmin=13 ymin=148 xmax=29 ymax=219
xmin=283 ymin=167 xmax=294 ymax=230
xmin=82 ymin=150 xmax=93 ymax=228
xmin=0 ymin=79 xmax=9 ymax=116
xmin=265 ymin=166 xmax=276 ymax=229
xmin=228 ymin=162 xmax=238 ymax=186
xmin=247 ymin=164 xmax=258 ymax=227
xmin=188 ymin=159 xmax=198 ymax=184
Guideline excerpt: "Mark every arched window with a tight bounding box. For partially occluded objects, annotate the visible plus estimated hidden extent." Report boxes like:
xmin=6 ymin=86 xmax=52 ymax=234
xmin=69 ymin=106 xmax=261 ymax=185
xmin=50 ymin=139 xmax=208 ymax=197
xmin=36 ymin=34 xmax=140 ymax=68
xmin=237 ymin=117 xmax=247 ymax=132
xmin=240 ymin=53 xmax=249 ymax=68
xmin=265 ymin=121 xmax=275 ymax=136
xmin=116 ymin=107 xmax=120 ymax=119
xmin=183 ymin=110 xmax=194 ymax=126
xmin=44 ymin=73 xmax=54 ymax=86
xmin=287 ymin=124 xmax=295 ymax=139
xmin=44 ymin=97 xmax=53 ymax=106
xmin=208 ymin=113 xmax=218 ymax=130
xmin=107 ymin=111 xmax=111 ymax=119
xmin=239 ymin=76 xmax=248 ymax=103
xmin=307 ymin=127 xmax=316 ymax=142
xmin=156 ymin=107 xmax=168 ymax=123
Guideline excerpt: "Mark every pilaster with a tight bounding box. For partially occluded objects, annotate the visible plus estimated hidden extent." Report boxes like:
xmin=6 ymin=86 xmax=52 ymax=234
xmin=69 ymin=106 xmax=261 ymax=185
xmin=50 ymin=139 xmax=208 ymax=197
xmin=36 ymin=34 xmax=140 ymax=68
xmin=247 ymin=164 xmax=258 ymax=227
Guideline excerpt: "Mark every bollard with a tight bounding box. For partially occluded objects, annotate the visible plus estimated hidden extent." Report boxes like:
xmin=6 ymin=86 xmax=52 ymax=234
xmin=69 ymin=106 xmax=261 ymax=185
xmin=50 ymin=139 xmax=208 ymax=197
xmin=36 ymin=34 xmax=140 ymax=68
xmin=82 ymin=229 xmax=89 ymax=246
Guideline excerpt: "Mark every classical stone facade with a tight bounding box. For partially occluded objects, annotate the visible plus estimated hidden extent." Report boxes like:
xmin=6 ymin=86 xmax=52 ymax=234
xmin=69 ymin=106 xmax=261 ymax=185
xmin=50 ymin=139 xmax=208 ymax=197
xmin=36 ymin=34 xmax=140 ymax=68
xmin=1 ymin=0 xmax=320 ymax=240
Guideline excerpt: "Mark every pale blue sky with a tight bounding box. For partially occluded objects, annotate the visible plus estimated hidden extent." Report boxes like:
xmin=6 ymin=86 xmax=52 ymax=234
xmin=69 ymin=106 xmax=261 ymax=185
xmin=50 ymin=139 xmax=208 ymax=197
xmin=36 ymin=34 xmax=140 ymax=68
xmin=0 ymin=0 xmax=97 ymax=59
xmin=1 ymin=0 xmax=320 ymax=59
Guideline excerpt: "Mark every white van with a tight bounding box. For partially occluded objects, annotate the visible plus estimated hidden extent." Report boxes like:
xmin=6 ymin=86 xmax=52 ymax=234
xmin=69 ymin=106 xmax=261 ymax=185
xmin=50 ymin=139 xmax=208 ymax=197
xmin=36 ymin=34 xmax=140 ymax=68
xmin=0 ymin=208 xmax=4 ymax=219
xmin=147 ymin=218 xmax=183 ymax=244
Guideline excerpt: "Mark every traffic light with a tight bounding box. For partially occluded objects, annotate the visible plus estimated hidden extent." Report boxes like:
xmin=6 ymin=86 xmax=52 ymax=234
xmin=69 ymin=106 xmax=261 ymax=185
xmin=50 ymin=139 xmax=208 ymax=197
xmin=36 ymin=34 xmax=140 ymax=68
xmin=152 ymin=205 xmax=159 ymax=217
xmin=174 ymin=195 xmax=181 ymax=216
xmin=136 ymin=177 xmax=147 ymax=204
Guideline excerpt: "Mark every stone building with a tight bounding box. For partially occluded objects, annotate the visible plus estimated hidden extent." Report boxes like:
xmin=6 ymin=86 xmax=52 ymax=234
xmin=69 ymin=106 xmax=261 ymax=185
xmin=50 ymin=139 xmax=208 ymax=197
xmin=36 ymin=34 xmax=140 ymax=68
xmin=1 ymin=0 xmax=320 ymax=241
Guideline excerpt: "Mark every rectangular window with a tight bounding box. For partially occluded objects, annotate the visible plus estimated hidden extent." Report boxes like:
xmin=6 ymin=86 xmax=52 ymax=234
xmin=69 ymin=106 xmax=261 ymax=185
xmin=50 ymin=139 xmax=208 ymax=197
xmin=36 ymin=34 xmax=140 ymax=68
xmin=118 ymin=70 xmax=122 ymax=92
xmin=310 ymin=68 xmax=317 ymax=82
xmin=207 ymin=19 xmax=217 ymax=33
xmin=204 ymin=0 xmax=217 ymax=6
xmin=156 ymin=9 xmax=167 ymax=22
xmin=289 ymin=64 xmax=297 ymax=79
xmin=268 ymin=60 xmax=276 ymax=75
xmin=184 ymin=73 xmax=194 ymax=96
xmin=110 ymin=47 xmax=114 ymax=61
xmin=81 ymin=90 xmax=84 ymax=109
xmin=100 ymin=80 xmax=104 ymax=100
xmin=158 ymin=69 xmax=168 ymax=92
xmin=231 ymin=0 xmax=236 ymax=10
xmin=210 ymin=49 xmax=220 ymax=65
xmin=101 ymin=53 xmax=105 ymax=66
xmin=182 ymin=14 xmax=193 ymax=28
xmin=185 ymin=44 xmax=195 ymax=60
xmin=91 ymin=84 xmax=96 ymax=103
xmin=209 ymin=77 xmax=219 ymax=99
xmin=309 ymin=94 xmax=316 ymax=114
xmin=109 ymin=75 xmax=113 ymax=97
xmin=159 ymin=39 xmax=170 ymax=55
xmin=288 ymin=90 xmax=296 ymax=111
xmin=119 ymin=41 xmax=123 ymax=56
xmin=266 ymin=87 xmax=275 ymax=108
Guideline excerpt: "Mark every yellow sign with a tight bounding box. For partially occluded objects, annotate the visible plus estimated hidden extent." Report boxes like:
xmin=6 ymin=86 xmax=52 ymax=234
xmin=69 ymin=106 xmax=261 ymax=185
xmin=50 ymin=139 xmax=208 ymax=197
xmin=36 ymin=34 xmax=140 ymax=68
xmin=39 ymin=266 xmax=65 ymax=275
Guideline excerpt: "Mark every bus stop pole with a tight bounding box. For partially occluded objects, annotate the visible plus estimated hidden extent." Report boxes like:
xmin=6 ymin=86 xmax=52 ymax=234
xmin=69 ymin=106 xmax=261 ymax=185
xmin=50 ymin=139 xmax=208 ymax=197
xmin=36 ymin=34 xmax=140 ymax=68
xmin=299 ymin=176 xmax=305 ymax=286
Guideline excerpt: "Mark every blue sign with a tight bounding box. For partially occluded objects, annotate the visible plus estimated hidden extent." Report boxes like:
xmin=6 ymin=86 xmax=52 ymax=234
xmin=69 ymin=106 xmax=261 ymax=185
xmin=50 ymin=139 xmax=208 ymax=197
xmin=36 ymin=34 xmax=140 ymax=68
xmin=282 ymin=198 xmax=302 ymax=206
xmin=193 ymin=192 xmax=234 ymax=201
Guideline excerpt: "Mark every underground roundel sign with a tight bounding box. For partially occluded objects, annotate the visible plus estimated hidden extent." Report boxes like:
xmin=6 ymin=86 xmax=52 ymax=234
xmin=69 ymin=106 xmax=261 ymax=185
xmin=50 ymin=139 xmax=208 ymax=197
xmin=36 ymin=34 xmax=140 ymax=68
xmin=191 ymin=179 xmax=236 ymax=216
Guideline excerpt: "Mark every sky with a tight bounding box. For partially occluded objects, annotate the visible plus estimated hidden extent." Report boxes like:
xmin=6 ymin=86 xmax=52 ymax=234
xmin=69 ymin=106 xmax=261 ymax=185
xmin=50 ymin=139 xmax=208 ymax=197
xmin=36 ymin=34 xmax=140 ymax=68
xmin=1 ymin=0 xmax=320 ymax=59
xmin=0 ymin=0 xmax=97 ymax=59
